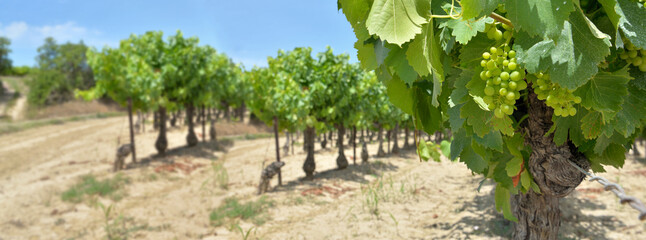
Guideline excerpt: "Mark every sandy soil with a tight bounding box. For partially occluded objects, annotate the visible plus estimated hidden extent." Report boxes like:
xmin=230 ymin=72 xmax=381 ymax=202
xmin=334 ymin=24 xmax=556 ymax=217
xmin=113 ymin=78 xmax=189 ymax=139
xmin=0 ymin=117 xmax=645 ymax=240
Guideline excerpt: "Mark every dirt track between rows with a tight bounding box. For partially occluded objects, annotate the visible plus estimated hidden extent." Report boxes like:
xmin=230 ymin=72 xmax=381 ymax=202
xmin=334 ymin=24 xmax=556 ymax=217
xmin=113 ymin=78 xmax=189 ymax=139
xmin=0 ymin=117 xmax=645 ymax=239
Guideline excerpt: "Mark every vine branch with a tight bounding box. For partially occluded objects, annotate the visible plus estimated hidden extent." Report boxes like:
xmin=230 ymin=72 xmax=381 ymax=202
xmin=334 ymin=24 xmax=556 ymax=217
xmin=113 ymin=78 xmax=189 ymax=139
xmin=489 ymin=12 xmax=514 ymax=28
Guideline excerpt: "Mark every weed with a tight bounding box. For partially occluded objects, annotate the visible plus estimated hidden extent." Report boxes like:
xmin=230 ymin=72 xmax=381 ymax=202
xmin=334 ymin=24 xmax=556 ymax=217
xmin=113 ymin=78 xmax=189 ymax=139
xmin=359 ymin=174 xmax=420 ymax=217
xmin=61 ymin=173 xmax=130 ymax=203
xmin=234 ymin=224 xmax=256 ymax=240
xmin=201 ymin=162 xmax=229 ymax=195
xmin=209 ymin=196 xmax=274 ymax=227
xmin=98 ymin=203 xmax=150 ymax=240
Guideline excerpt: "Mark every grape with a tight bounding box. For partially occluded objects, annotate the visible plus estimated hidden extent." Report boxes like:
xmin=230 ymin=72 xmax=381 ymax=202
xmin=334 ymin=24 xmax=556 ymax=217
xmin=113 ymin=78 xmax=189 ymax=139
xmin=500 ymin=71 xmax=510 ymax=80
xmin=508 ymin=50 xmax=516 ymax=58
xmin=510 ymin=71 xmax=521 ymax=81
xmin=508 ymin=62 xmax=517 ymax=70
xmin=621 ymin=40 xmax=646 ymax=72
xmin=506 ymin=92 xmax=516 ymax=101
xmin=475 ymin=40 xmax=526 ymax=118
xmin=531 ymin=72 xmax=581 ymax=116
xmin=499 ymin=87 xmax=508 ymax=96
xmin=508 ymin=81 xmax=517 ymax=90
xmin=485 ymin=86 xmax=495 ymax=96
xmin=494 ymin=29 xmax=503 ymax=41
xmin=494 ymin=108 xmax=505 ymax=118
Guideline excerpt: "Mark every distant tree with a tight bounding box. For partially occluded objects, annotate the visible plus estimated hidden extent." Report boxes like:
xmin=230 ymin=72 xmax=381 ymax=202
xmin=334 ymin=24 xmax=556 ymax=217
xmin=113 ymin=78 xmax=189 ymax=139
xmin=28 ymin=37 xmax=94 ymax=105
xmin=0 ymin=37 xmax=11 ymax=75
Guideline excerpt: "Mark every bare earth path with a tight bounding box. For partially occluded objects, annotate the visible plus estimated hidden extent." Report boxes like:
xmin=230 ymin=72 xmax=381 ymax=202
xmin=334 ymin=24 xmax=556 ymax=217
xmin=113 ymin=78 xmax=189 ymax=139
xmin=0 ymin=117 xmax=645 ymax=239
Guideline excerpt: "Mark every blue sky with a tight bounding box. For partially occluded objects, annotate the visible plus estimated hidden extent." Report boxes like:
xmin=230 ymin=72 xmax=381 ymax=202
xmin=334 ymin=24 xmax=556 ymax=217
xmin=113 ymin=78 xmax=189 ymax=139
xmin=0 ymin=0 xmax=358 ymax=68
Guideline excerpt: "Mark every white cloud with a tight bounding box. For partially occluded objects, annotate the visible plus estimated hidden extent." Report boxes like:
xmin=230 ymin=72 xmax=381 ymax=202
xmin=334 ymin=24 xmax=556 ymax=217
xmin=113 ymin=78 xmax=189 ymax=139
xmin=0 ymin=21 xmax=116 ymax=47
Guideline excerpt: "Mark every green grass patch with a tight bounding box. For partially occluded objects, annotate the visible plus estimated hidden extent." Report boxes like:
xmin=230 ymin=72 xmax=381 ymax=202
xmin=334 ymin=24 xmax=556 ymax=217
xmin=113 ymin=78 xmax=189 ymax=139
xmin=209 ymin=196 xmax=274 ymax=227
xmin=62 ymin=173 xmax=130 ymax=203
xmin=220 ymin=132 xmax=274 ymax=142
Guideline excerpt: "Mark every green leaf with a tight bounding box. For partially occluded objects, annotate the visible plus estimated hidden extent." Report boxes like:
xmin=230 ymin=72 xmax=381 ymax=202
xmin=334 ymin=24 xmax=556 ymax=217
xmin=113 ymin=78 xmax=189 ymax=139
xmin=440 ymin=140 xmax=451 ymax=158
xmin=505 ymin=156 xmax=523 ymax=177
xmin=495 ymin=186 xmax=518 ymax=222
xmin=450 ymin=68 xmax=473 ymax=104
xmin=506 ymin=0 xmax=575 ymax=39
xmin=448 ymin=103 xmax=465 ymax=132
xmin=461 ymin=99 xmax=493 ymax=137
xmin=581 ymin=111 xmax=604 ymax=140
xmin=450 ymin=128 xmax=469 ymax=160
xmin=549 ymin=10 xmax=611 ymax=90
xmin=574 ymin=68 xmax=631 ymax=121
xmin=587 ymin=143 xmax=626 ymax=169
xmin=413 ymin=87 xmax=443 ymax=134
xmin=458 ymin=34 xmax=497 ymax=68
xmin=474 ymin=130 xmax=504 ymax=152
xmin=385 ymin=46 xmax=418 ymax=85
xmin=460 ymin=0 xmax=502 ymax=19
xmin=339 ymin=0 xmax=372 ymax=41
xmin=460 ymin=141 xmax=488 ymax=173
xmin=385 ymin=75 xmax=414 ymax=115
xmin=444 ymin=17 xmax=488 ymax=44
xmin=490 ymin=115 xmax=514 ymax=136
xmin=610 ymin=82 xmax=646 ymax=137
xmin=406 ymin=21 xmax=445 ymax=83
xmin=520 ymin=170 xmax=531 ymax=190
xmin=550 ymin=106 xmax=586 ymax=146
xmin=600 ymin=0 xmax=646 ymax=49
xmin=418 ymin=139 xmax=432 ymax=161
xmin=366 ymin=0 xmax=427 ymax=46
xmin=354 ymin=41 xmax=378 ymax=70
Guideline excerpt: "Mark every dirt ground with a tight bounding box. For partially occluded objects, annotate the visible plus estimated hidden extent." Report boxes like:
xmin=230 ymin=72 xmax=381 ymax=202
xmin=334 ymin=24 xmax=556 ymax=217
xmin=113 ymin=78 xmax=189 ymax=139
xmin=0 ymin=116 xmax=645 ymax=240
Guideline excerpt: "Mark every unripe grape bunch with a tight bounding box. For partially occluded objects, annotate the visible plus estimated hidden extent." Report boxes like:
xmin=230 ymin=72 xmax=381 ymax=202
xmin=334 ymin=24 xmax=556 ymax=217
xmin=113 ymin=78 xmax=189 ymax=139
xmin=619 ymin=41 xmax=646 ymax=72
xmin=530 ymin=73 xmax=581 ymax=117
xmin=479 ymin=43 xmax=527 ymax=118
xmin=485 ymin=21 xmax=513 ymax=42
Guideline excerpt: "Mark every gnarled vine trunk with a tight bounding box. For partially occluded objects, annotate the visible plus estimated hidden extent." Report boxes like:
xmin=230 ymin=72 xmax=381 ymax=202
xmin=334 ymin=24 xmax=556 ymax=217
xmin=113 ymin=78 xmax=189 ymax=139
xmin=512 ymin=86 xmax=589 ymax=239
xmin=392 ymin=123 xmax=400 ymax=154
xmin=377 ymin=125 xmax=386 ymax=157
xmin=302 ymin=126 xmax=316 ymax=178
xmin=155 ymin=107 xmax=168 ymax=155
xmin=336 ymin=124 xmax=348 ymax=169
xmin=186 ymin=104 xmax=198 ymax=147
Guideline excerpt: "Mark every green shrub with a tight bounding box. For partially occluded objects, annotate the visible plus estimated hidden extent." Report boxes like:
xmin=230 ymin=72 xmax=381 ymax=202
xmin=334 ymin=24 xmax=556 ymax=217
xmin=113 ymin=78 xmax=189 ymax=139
xmin=209 ymin=196 xmax=274 ymax=227
xmin=62 ymin=174 xmax=130 ymax=203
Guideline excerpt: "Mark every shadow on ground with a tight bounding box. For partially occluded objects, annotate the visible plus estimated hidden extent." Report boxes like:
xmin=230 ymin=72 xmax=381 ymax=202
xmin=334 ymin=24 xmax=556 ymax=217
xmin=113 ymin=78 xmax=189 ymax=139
xmin=424 ymin=182 xmax=623 ymax=239
xmin=123 ymin=139 xmax=232 ymax=170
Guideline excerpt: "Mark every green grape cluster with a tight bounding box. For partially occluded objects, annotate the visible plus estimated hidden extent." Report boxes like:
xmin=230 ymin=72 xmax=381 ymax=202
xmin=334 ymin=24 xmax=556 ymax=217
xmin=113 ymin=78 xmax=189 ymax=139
xmin=484 ymin=21 xmax=513 ymax=42
xmin=619 ymin=42 xmax=646 ymax=72
xmin=479 ymin=43 xmax=527 ymax=118
xmin=532 ymin=73 xmax=581 ymax=117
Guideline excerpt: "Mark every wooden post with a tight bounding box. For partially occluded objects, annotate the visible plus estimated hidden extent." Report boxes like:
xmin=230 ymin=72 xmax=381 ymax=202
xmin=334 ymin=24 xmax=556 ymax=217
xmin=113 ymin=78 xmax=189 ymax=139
xmin=273 ymin=116 xmax=282 ymax=186
xmin=127 ymin=98 xmax=136 ymax=163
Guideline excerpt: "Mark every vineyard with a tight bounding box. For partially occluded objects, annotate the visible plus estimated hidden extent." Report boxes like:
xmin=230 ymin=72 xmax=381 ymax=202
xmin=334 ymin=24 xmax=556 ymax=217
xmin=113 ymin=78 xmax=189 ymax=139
xmin=0 ymin=0 xmax=646 ymax=239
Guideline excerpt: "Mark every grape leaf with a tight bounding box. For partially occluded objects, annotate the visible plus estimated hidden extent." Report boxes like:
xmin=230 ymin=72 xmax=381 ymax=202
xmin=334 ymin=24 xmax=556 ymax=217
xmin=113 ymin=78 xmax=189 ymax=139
xmin=440 ymin=140 xmax=452 ymax=158
xmin=549 ymin=10 xmax=611 ymax=90
xmin=506 ymin=0 xmax=575 ymax=39
xmin=448 ymin=103 xmax=465 ymax=132
xmin=385 ymin=46 xmax=418 ymax=85
xmin=413 ymin=87 xmax=443 ymax=134
xmin=450 ymin=128 xmax=470 ymax=160
xmin=460 ymin=0 xmax=502 ymax=19
xmin=550 ymin=106 xmax=586 ymax=146
xmin=495 ymin=186 xmax=518 ymax=222
xmin=406 ymin=21 xmax=445 ymax=82
xmin=587 ymin=143 xmax=626 ymax=169
xmin=474 ymin=130 xmax=504 ymax=152
xmin=354 ymin=41 xmax=378 ymax=70
xmin=460 ymin=140 xmax=488 ymax=173
xmin=385 ymin=75 xmax=414 ymax=115
xmin=459 ymin=34 xmax=497 ymax=68
xmin=599 ymin=0 xmax=646 ymax=49
xmin=461 ymin=99 xmax=494 ymax=137
xmin=610 ymin=82 xmax=646 ymax=137
xmin=581 ymin=111 xmax=604 ymax=140
xmin=490 ymin=115 xmax=515 ymax=136
xmin=574 ymin=68 xmax=631 ymax=122
xmin=450 ymin=68 xmax=474 ymax=104
xmin=443 ymin=17 xmax=488 ymax=44
xmin=630 ymin=68 xmax=646 ymax=91
xmin=594 ymin=132 xmax=627 ymax=155
xmin=366 ymin=0 xmax=427 ymax=46
xmin=417 ymin=139 xmax=432 ymax=161
xmin=339 ymin=0 xmax=372 ymax=42
xmin=512 ymin=31 xmax=554 ymax=74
